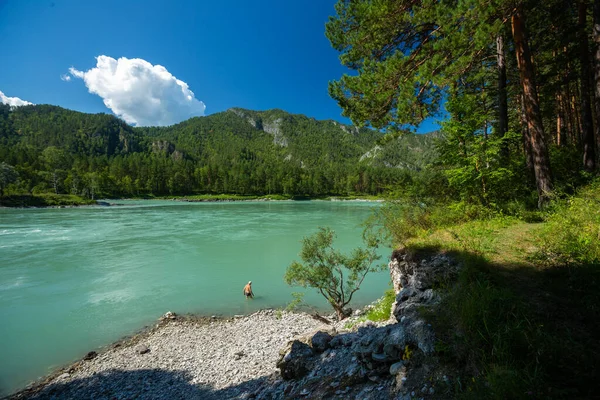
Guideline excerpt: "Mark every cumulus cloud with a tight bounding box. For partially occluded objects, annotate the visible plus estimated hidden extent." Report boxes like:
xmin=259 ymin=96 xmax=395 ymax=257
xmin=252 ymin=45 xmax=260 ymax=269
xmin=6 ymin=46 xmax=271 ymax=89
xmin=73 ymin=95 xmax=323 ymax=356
xmin=69 ymin=55 xmax=206 ymax=126
xmin=60 ymin=74 xmax=71 ymax=82
xmin=0 ymin=90 xmax=33 ymax=107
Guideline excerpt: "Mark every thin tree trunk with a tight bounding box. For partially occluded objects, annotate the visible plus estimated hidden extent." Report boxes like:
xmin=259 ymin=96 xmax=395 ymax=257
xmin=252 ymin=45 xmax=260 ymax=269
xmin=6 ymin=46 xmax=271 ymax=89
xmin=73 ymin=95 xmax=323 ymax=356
xmin=512 ymin=9 xmax=553 ymax=207
xmin=497 ymin=35 xmax=509 ymax=159
xmin=497 ymin=35 xmax=509 ymax=138
xmin=566 ymin=76 xmax=575 ymax=144
xmin=520 ymin=94 xmax=535 ymax=178
xmin=557 ymin=91 xmax=567 ymax=145
xmin=555 ymin=49 xmax=568 ymax=146
xmin=574 ymin=88 xmax=583 ymax=144
xmin=580 ymin=1 xmax=597 ymax=170
xmin=593 ymin=0 xmax=600 ymax=163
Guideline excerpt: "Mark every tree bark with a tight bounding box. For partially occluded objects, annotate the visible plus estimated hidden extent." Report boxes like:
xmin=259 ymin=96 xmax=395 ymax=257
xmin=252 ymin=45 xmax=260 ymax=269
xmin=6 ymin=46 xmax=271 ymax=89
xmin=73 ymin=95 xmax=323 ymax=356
xmin=512 ymin=9 xmax=553 ymax=207
xmin=593 ymin=0 xmax=600 ymax=163
xmin=580 ymin=1 xmax=597 ymax=171
xmin=556 ymin=91 xmax=567 ymax=145
xmin=497 ymin=35 xmax=509 ymax=138
xmin=520 ymin=94 xmax=535 ymax=179
xmin=497 ymin=35 xmax=509 ymax=160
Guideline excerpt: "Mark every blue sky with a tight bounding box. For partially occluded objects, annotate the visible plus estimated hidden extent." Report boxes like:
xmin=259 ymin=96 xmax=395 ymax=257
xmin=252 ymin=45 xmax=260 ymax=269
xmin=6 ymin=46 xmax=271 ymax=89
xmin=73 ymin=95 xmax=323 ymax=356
xmin=0 ymin=0 xmax=440 ymax=131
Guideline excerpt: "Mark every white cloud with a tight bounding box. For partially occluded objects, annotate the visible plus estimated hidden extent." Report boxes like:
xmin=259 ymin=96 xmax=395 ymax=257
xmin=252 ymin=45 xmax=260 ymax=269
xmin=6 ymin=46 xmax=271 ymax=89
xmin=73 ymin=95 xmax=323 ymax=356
xmin=0 ymin=90 xmax=33 ymax=107
xmin=69 ymin=55 xmax=206 ymax=126
xmin=60 ymin=74 xmax=71 ymax=82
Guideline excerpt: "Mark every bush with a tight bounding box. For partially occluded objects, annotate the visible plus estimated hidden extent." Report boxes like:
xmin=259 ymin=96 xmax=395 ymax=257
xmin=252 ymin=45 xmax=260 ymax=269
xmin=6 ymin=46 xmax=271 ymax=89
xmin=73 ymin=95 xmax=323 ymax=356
xmin=534 ymin=181 xmax=600 ymax=266
xmin=284 ymin=227 xmax=384 ymax=320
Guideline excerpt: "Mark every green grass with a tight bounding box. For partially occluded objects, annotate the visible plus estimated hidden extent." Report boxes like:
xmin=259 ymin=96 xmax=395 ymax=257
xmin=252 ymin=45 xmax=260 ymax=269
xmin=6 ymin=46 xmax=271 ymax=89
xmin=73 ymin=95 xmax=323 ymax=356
xmin=532 ymin=181 xmax=600 ymax=266
xmin=364 ymin=289 xmax=396 ymax=321
xmin=343 ymin=289 xmax=395 ymax=329
xmin=380 ymin=182 xmax=600 ymax=399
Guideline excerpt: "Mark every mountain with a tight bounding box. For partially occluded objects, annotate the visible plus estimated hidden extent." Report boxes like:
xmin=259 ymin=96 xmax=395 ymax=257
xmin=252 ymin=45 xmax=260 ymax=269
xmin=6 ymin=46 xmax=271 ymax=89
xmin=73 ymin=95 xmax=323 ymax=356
xmin=360 ymin=130 xmax=442 ymax=171
xmin=0 ymin=103 xmax=439 ymax=197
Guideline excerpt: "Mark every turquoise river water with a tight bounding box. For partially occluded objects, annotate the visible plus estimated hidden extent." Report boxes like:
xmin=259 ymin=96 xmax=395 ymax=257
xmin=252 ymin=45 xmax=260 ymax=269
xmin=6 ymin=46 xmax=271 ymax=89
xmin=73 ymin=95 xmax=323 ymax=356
xmin=0 ymin=200 xmax=391 ymax=395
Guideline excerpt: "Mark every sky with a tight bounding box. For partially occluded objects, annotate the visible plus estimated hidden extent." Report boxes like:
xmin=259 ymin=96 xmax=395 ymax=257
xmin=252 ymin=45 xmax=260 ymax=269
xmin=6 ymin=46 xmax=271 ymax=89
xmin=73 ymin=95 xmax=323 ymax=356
xmin=0 ymin=0 xmax=440 ymax=132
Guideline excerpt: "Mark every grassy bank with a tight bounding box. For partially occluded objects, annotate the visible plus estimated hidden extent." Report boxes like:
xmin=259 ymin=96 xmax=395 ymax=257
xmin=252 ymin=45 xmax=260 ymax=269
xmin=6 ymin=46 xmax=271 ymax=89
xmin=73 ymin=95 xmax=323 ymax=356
xmin=0 ymin=194 xmax=96 ymax=207
xmin=378 ymin=182 xmax=600 ymax=399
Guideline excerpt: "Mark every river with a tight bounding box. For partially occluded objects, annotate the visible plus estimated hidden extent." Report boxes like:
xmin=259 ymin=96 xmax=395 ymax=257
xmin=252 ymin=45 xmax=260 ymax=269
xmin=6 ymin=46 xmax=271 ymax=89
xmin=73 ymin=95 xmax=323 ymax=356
xmin=0 ymin=200 xmax=390 ymax=395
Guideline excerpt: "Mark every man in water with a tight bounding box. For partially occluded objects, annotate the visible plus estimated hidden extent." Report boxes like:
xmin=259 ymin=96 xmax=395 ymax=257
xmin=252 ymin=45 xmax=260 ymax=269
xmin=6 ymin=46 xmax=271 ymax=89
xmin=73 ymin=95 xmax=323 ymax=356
xmin=243 ymin=281 xmax=254 ymax=298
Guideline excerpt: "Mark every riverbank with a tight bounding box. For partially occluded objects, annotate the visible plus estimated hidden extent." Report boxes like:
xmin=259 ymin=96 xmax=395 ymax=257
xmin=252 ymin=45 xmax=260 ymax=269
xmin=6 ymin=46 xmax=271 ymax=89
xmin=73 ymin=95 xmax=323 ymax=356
xmin=0 ymin=193 xmax=386 ymax=208
xmin=5 ymin=247 xmax=445 ymax=400
xmin=143 ymin=194 xmax=385 ymax=202
xmin=0 ymin=194 xmax=95 ymax=208
xmin=7 ymin=310 xmax=331 ymax=400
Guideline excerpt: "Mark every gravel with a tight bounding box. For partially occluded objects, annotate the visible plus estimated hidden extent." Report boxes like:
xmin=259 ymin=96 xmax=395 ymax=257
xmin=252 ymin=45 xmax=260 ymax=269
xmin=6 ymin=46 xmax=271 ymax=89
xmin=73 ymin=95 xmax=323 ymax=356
xmin=10 ymin=310 xmax=328 ymax=400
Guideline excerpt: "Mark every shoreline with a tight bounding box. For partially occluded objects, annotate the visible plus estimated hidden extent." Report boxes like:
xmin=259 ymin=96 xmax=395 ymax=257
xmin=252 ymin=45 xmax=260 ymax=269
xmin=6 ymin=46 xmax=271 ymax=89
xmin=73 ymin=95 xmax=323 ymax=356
xmin=0 ymin=196 xmax=385 ymax=209
xmin=5 ymin=312 xmax=218 ymax=399
xmin=5 ymin=309 xmax=334 ymax=400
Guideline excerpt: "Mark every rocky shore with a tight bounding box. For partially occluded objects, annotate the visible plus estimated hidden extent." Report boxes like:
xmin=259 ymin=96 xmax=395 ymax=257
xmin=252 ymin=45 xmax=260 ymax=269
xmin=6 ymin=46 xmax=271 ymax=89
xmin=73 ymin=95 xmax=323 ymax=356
xmin=7 ymin=311 xmax=328 ymax=400
xmin=7 ymin=249 xmax=459 ymax=400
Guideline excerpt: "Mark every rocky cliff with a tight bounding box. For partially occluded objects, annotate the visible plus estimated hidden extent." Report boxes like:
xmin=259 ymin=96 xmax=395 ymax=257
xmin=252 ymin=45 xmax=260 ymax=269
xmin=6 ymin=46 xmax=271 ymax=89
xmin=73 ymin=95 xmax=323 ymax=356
xmin=245 ymin=248 xmax=462 ymax=400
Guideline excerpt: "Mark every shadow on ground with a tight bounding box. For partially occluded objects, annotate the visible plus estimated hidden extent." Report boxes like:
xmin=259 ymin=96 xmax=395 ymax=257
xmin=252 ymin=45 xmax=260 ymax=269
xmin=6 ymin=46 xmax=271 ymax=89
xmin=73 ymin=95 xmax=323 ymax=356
xmin=410 ymin=243 xmax=600 ymax=399
xmin=5 ymin=368 xmax=276 ymax=400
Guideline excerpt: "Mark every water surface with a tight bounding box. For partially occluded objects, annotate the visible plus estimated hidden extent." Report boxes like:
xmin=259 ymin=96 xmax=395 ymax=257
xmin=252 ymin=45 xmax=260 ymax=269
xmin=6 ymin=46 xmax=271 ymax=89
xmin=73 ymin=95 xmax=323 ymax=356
xmin=0 ymin=200 xmax=390 ymax=395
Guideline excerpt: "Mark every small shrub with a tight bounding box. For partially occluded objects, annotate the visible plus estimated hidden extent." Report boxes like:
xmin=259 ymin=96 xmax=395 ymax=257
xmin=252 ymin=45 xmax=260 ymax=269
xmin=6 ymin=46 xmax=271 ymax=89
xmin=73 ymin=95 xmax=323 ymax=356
xmin=364 ymin=289 xmax=396 ymax=322
xmin=275 ymin=309 xmax=283 ymax=320
xmin=285 ymin=292 xmax=305 ymax=312
xmin=284 ymin=227 xmax=384 ymax=320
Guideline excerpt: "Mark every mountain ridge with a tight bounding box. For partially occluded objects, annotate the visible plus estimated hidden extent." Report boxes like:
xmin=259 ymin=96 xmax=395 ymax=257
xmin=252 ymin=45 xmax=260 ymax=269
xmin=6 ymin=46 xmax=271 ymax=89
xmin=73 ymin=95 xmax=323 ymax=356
xmin=0 ymin=103 xmax=439 ymax=197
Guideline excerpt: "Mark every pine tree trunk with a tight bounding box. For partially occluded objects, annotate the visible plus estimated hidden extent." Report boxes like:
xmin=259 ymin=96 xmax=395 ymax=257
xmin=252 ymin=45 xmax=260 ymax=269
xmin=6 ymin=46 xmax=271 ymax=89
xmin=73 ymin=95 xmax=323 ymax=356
xmin=557 ymin=91 xmax=567 ymax=145
xmin=580 ymin=1 xmax=597 ymax=171
xmin=512 ymin=9 xmax=553 ymax=207
xmin=555 ymin=49 xmax=568 ymax=146
xmin=566 ymin=77 xmax=576 ymax=144
xmin=497 ymin=35 xmax=509 ymax=159
xmin=593 ymin=0 xmax=600 ymax=163
xmin=497 ymin=35 xmax=509 ymax=139
xmin=520 ymin=94 xmax=535 ymax=179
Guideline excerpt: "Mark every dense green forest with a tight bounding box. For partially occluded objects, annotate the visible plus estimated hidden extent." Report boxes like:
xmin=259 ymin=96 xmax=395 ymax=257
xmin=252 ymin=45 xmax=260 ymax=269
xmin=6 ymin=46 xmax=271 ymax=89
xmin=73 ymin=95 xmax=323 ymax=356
xmin=0 ymin=104 xmax=437 ymax=199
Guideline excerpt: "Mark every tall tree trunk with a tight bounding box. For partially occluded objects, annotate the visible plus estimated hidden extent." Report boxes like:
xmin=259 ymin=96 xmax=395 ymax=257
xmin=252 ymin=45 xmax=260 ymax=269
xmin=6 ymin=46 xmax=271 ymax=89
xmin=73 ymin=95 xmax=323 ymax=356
xmin=555 ymin=49 xmax=567 ymax=146
xmin=512 ymin=9 xmax=553 ymax=207
xmin=593 ymin=0 xmax=600 ymax=162
xmin=556 ymin=91 xmax=567 ymax=145
xmin=520 ymin=94 xmax=535 ymax=179
xmin=580 ymin=1 xmax=597 ymax=171
xmin=497 ymin=35 xmax=509 ymax=138
xmin=573 ymin=90 xmax=583 ymax=144
xmin=566 ymin=78 xmax=575 ymax=144
xmin=497 ymin=35 xmax=509 ymax=159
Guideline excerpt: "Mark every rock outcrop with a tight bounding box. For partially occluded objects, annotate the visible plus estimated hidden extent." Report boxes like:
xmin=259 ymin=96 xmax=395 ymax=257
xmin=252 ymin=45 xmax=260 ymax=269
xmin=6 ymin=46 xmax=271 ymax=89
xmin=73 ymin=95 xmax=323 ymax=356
xmin=261 ymin=248 xmax=462 ymax=399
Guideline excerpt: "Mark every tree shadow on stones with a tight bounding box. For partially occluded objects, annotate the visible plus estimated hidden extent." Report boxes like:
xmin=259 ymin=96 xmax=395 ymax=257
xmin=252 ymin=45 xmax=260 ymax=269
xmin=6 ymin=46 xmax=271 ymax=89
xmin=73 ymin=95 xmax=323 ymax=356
xmin=5 ymin=369 xmax=277 ymax=400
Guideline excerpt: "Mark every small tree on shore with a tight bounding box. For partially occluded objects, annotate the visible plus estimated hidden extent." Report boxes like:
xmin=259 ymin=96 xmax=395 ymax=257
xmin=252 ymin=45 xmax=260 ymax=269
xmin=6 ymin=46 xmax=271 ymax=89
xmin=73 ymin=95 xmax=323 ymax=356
xmin=284 ymin=227 xmax=383 ymax=320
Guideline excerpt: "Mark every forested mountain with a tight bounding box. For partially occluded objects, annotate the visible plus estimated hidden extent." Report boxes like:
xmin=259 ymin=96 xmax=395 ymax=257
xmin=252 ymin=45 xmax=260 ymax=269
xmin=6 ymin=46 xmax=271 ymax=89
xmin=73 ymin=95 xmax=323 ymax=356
xmin=0 ymin=103 xmax=438 ymax=198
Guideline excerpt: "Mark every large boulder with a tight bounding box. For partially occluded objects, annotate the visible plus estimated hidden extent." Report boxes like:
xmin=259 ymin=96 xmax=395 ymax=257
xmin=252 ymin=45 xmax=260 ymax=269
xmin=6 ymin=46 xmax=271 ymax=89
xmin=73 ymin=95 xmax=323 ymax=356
xmin=389 ymin=248 xmax=460 ymax=322
xmin=276 ymin=340 xmax=314 ymax=380
xmin=310 ymin=331 xmax=333 ymax=353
